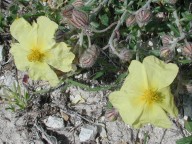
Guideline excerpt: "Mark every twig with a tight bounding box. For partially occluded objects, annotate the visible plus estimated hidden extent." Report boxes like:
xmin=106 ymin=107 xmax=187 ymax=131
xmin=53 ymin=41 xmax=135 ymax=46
xmin=91 ymin=21 xmax=118 ymax=33
xmin=159 ymin=129 xmax=167 ymax=144
xmin=102 ymin=44 xmax=109 ymax=50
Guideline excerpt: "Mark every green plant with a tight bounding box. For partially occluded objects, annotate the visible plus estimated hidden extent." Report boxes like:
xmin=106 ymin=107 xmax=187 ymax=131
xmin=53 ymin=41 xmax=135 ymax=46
xmin=1 ymin=83 xmax=30 ymax=112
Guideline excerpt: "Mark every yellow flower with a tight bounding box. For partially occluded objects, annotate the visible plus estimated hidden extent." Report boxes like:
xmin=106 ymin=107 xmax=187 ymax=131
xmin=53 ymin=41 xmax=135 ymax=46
xmin=109 ymin=56 xmax=178 ymax=128
xmin=10 ymin=16 xmax=75 ymax=86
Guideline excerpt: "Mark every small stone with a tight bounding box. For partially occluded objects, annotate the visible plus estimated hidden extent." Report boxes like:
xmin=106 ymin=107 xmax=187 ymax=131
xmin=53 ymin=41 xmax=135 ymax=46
xmin=148 ymin=41 xmax=153 ymax=46
xmin=60 ymin=110 xmax=70 ymax=121
xmin=44 ymin=116 xmax=64 ymax=129
xmin=70 ymin=94 xmax=85 ymax=104
xmin=79 ymin=125 xmax=97 ymax=142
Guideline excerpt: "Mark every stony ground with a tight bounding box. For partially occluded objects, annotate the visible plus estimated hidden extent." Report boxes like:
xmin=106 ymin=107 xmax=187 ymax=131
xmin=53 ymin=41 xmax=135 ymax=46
xmin=0 ymin=69 xmax=188 ymax=144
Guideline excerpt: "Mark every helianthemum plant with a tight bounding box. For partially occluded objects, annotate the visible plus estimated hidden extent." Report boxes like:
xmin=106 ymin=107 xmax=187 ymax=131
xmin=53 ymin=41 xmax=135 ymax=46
xmin=10 ymin=16 xmax=75 ymax=86
xmin=109 ymin=56 xmax=179 ymax=128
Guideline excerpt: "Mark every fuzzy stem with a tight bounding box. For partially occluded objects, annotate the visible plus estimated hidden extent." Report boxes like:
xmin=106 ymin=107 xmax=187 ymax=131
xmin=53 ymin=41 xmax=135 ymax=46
xmin=173 ymin=10 xmax=189 ymax=46
xmin=91 ymin=21 xmax=118 ymax=33
xmin=108 ymin=1 xmax=134 ymax=59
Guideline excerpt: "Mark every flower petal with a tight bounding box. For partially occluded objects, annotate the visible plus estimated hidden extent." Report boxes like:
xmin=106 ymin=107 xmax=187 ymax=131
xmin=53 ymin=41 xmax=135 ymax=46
xmin=158 ymin=86 xmax=178 ymax=117
xmin=28 ymin=62 xmax=59 ymax=86
xmin=46 ymin=42 xmax=75 ymax=72
xmin=36 ymin=16 xmax=58 ymax=50
xmin=10 ymin=18 xmax=37 ymax=49
xmin=10 ymin=43 xmax=30 ymax=71
xmin=134 ymin=104 xmax=172 ymax=128
xmin=121 ymin=60 xmax=148 ymax=98
xmin=109 ymin=90 xmax=144 ymax=126
xmin=143 ymin=56 xmax=178 ymax=90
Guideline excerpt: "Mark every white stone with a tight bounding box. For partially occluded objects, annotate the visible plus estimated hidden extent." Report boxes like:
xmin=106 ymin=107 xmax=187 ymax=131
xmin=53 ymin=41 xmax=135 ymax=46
xmin=79 ymin=126 xmax=97 ymax=142
xmin=44 ymin=116 xmax=64 ymax=129
xmin=148 ymin=41 xmax=153 ymax=46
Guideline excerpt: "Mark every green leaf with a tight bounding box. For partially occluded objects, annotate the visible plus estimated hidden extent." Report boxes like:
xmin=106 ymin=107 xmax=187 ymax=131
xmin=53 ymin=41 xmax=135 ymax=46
xmin=106 ymin=101 xmax=113 ymax=109
xmin=178 ymin=59 xmax=192 ymax=64
xmin=184 ymin=120 xmax=192 ymax=132
xmin=92 ymin=71 xmax=104 ymax=80
xmin=99 ymin=14 xmax=109 ymax=26
xmin=181 ymin=12 xmax=192 ymax=22
xmin=167 ymin=23 xmax=180 ymax=36
xmin=80 ymin=6 xmax=93 ymax=12
xmin=149 ymin=50 xmax=160 ymax=56
xmin=176 ymin=136 xmax=192 ymax=144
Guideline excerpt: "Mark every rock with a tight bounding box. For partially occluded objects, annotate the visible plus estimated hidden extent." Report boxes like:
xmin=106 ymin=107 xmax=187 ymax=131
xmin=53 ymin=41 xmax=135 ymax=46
xmin=79 ymin=125 xmax=97 ymax=142
xmin=43 ymin=116 xmax=64 ymax=129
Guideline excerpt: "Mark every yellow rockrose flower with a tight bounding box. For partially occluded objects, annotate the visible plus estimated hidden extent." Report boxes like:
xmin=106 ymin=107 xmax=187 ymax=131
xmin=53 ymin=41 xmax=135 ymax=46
xmin=109 ymin=56 xmax=179 ymax=128
xmin=10 ymin=16 xmax=75 ymax=86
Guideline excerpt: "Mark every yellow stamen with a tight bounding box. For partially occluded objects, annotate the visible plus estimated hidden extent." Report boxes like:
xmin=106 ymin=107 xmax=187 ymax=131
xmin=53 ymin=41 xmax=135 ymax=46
xmin=141 ymin=89 xmax=164 ymax=105
xmin=27 ymin=48 xmax=46 ymax=62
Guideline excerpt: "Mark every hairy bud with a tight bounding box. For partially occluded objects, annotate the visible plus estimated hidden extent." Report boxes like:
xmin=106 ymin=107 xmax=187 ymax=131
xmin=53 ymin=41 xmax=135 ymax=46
xmin=136 ymin=9 xmax=152 ymax=27
xmin=55 ymin=30 xmax=65 ymax=42
xmin=126 ymin=15 xmax=136 ymax=27
xmin=62 ymin=5 xmax=74 ymax=19
xmin=72 ymin=0 xmax=84 ymax=7
xmin=119 ymin=49 xmax=132 ymax=62
xmin=105 ymin=108 xmax=119 ymax=121
xmin=183 ymin=43 xmax=192 ymax=58
xmin=160 ymin=47 xmax=173 ymax=60
xmin=71 ymin=9 xmax=89 ymax=29
xmin=79 ymin=45 xmax=100 ymax=68
xmin=161 ymin=35 xmax=172 ymax=46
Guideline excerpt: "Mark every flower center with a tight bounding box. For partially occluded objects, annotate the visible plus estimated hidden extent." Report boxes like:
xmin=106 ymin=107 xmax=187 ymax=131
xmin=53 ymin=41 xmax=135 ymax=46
xmin=27 ymin=48 xmax=45 ymax=62
xmin=141 ymin=89 xmax=164 ymax=105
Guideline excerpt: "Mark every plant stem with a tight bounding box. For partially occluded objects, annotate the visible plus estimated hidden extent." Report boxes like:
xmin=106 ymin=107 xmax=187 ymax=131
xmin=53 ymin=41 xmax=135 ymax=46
xmin=91 ymin=0 xmax=109 ymax=15
xmin=108 ymin=10 xmax=128 ymax=59
xmin=173 ymin=10 xmax=189 ymax=46
xmin=91 ymin=21 xmax=118 ymax=33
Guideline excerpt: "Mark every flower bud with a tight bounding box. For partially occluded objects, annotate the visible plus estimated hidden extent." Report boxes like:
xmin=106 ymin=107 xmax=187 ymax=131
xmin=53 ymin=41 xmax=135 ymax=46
xmin=161 ymin=35 xmax=172 ymax=46
xmin=126 ymin=15 xmax=136 ymax=27
xmin=136 ymin=9 xmax=151 ymax=27
xmin=160 ymin=46 xmax=173 ymax=60
xmin=47 ymin=0 xmax=56 ymax=9
xmin=1 ymin=0 xmax=12 ymax=10
xmin=105 ymin=108 xmax=119 ymax=121
xmin=62 ymin=5 xmax=74 ymax=19
xmin=72 ymin=0 xmax=84 ymax=7
xmin=79 ymin=45 xmax=100 ymax=68
xmin=22 ymin=74 xmax=29 ymax=84
xmin=69 ymin=9 xmax=89 ymax=29
xmin=119 ymin=49 xmax=132 ymax=62
xmin=55 ymin=30 xmax=65 ymax=42
xmin=183 ymin=43 xmax=192 ymax=58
